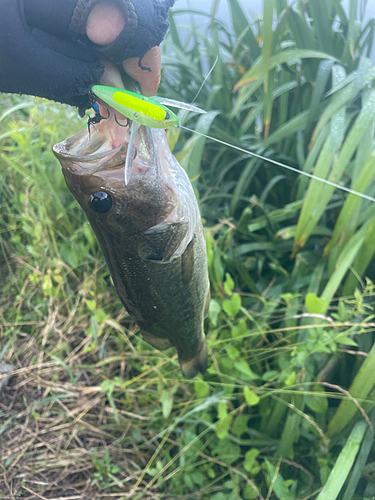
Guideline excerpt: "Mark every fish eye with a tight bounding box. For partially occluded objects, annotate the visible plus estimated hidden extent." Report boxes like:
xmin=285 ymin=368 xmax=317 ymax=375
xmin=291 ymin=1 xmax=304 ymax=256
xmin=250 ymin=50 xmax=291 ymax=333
xmin=165 ymin=112 xmax=171 ymax=120
xmin=88 ymin=191 xmax=112 ymax=214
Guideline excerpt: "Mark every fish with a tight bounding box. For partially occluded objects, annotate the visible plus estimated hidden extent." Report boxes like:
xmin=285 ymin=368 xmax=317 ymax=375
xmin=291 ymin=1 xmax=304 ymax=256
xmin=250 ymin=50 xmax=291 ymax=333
xmin=53 ymin=119 xmax=210 ymax=378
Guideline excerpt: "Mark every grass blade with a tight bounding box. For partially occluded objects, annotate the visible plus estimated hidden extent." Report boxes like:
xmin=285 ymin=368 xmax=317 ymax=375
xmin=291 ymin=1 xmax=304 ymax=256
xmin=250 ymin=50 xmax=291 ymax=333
xmin=266 ymin=109 xmax=311 ymax=146
xmin=228 ymin=0 xmax=260 ymax=60
xmin=321 ymin=221 xmax=368 ymax=305
xmin=293 ymin=136 xmax=334 ymax=252
xmin=343 ymin=213 xmax=375 ymax=294
xmin=234 ymin=49 xmax=337 ymax=90
xmin=342 ymin=410 xmax=375 ymax=500
xmin=308 ymin=0 xmax=333 ymax=54
xmin=316 ymin=421 xmax=367 ymax=500
xmin=324 ymin=154 xmax=375 ymax=256
xmin=327 ymin=342 xmax=375 ymax=437
xmin=348 ymin=0 xmax=359 ymax=58
xmin=310 ymin=57 xmax=375 ymax=147
xmin=0 ymin=102 xmax=34 ymax=123
xmin=308 ymin=60 xmax=335 ymax=122
xmin=262 ymin=0 xmax=276 ymax=140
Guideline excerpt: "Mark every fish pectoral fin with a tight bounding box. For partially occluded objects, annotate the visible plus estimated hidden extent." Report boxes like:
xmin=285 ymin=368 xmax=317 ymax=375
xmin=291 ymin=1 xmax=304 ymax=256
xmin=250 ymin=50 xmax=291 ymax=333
xmin=137 ymin=221 xmax=188 ymax=262
xmin=141 ymin=330 xmax=173 ymax=351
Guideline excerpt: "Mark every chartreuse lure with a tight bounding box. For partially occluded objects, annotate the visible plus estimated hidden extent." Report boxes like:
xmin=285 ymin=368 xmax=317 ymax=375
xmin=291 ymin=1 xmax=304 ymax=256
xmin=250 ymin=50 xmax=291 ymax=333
xmin=91 ymin=85 xmax=205 ymax=129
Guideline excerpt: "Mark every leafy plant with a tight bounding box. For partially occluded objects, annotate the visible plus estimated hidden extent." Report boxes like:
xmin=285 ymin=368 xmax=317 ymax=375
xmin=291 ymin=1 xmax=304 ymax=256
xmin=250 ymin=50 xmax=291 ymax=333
xmin=91 ymin=450 xmax=121 ymax=490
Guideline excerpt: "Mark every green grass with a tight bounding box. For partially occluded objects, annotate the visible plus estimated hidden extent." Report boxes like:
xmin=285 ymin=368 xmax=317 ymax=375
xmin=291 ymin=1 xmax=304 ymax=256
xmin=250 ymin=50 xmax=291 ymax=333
xmin=2 ymin=0 xmax=375 ymax=498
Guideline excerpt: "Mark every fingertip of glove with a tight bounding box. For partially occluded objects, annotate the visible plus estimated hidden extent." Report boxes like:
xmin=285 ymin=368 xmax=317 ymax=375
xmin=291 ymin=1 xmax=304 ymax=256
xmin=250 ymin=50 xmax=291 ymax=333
xmin=71 ymin=0 xmax=175 ymax=65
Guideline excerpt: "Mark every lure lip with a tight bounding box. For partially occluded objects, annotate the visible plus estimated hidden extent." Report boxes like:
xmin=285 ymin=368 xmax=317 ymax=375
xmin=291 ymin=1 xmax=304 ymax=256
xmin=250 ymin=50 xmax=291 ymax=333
xmin=150 ymin=96 xmax=206 ymax=115
xmin=91 ymin=85 xmax=181 ymax=129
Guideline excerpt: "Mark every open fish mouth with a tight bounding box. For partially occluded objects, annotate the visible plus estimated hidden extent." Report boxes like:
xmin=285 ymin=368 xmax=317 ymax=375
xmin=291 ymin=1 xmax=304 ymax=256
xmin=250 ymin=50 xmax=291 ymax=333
xmin=53 ymin=114 xmax=129 ymax=176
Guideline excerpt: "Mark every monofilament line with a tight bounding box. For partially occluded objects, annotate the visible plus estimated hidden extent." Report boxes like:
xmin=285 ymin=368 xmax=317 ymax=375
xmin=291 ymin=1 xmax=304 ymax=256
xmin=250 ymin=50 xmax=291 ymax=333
xmin=179 ymin=56 xmax=219 ymax=126
xmin=181 ymin=126 xmax=375 ymax=203
xmin=191 ymin=56 xmax=219 ymax=105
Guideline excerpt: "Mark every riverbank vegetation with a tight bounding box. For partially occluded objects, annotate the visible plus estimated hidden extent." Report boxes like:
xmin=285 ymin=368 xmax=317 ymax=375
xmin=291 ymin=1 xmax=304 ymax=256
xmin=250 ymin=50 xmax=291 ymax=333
xmin=1 ymin=0 xmax=375 ymax=498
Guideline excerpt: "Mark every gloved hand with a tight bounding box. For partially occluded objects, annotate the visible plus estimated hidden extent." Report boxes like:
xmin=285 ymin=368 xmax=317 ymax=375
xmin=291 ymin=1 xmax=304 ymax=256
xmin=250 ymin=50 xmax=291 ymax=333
xmin=0 ymin=0 xmax=175 ymax=113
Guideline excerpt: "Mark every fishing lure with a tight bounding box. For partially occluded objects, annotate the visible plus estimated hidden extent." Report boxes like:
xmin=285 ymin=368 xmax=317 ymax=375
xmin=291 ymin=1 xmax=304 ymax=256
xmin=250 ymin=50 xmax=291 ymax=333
xmin=91 ymin=85 xmax=205 ymax=129
xmin=87 ymin=101 xmax=110 ymax=136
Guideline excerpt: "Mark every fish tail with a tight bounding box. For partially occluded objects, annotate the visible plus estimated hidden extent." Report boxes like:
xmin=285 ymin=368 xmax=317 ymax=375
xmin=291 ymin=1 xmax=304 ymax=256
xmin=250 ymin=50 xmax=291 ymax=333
xmin=180 ymin=338 xmax=208 ymax=379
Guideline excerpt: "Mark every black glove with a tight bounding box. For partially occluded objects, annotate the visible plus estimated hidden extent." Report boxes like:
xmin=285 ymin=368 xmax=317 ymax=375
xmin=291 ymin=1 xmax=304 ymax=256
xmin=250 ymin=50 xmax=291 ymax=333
xmin=0 ymin=0 xmax=174 ymax=112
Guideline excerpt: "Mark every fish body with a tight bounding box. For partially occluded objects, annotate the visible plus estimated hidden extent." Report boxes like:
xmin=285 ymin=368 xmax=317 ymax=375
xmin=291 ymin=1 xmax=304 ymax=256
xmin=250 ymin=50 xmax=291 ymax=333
xmin=54 ymin=125 xmax=210 ymax=378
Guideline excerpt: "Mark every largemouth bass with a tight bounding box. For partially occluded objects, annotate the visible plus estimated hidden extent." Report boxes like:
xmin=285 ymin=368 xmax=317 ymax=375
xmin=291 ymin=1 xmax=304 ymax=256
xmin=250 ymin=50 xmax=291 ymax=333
xmin=53 ymin=120 xmax=210 ymax=378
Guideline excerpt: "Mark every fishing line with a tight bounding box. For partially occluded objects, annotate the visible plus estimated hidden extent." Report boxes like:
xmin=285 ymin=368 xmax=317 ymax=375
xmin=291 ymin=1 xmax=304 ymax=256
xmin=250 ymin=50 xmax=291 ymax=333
xmin=180 ymin=125 xmax=375 ymax=203
xmin=191 ymin=56 xmax=219 ymax=106
xmin=177 ymin=56 xmax=219 ymax=127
